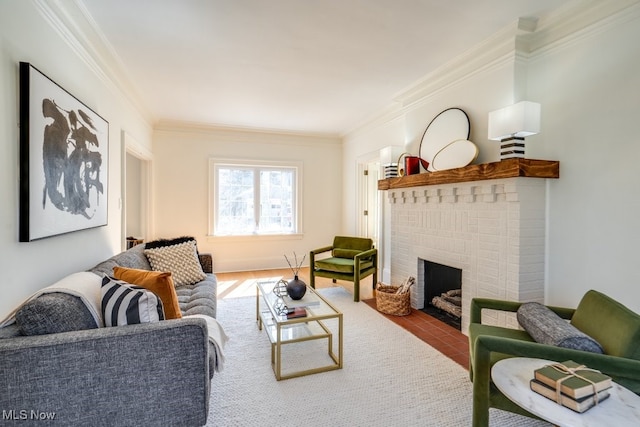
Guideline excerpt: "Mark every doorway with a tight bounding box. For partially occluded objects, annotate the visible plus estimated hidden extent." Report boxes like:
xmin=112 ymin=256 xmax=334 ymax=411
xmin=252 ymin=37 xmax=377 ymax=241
xmin=358 ymin=158 xmax=380 ymax=246
xmin=121 ymin=131 xmax=152 ymax=250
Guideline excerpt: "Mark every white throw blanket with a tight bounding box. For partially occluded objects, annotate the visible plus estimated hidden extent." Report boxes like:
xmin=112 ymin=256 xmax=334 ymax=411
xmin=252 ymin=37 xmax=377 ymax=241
xmin=184 ymin=314 xmax=229 ymax=372
xmin=0 ymin=271 xmax=103 ymax=328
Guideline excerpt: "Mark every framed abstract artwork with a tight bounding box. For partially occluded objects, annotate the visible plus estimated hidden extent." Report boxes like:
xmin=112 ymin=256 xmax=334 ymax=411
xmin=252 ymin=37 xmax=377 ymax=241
xmin=19 ymin=62 xmax=109 ymax=241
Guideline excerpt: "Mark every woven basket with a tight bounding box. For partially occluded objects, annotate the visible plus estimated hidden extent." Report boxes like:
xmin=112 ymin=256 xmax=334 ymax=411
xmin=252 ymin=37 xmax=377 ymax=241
xmin=375 ymin=284 xmax=411 ymax=316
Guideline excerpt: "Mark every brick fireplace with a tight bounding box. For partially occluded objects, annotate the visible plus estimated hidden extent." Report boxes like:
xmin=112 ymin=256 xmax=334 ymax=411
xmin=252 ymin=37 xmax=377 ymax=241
xmin=383 ymin=162 xmax=557 ymax=335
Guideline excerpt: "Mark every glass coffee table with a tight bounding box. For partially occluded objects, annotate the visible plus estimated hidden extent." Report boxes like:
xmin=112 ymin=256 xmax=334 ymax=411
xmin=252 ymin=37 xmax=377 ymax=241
xmin=256 ymin=280 xmax=343 ymax=380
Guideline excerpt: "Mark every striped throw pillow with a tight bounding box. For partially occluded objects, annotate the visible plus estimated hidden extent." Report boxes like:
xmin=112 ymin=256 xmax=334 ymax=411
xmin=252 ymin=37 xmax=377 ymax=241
xmin=101 ymin=275 xmax=165 ymax=327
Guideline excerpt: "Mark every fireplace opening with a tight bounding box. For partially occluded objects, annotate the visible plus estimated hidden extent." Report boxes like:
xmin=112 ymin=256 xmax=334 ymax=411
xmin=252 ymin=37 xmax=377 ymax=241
xmin=419 ymin=259 xmax=462 ymax=330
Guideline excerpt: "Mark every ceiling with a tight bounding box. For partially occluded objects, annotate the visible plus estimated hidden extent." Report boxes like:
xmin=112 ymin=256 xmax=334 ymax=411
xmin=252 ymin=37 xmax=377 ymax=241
xmin=80 ymin=0 xmax=568 ymax=136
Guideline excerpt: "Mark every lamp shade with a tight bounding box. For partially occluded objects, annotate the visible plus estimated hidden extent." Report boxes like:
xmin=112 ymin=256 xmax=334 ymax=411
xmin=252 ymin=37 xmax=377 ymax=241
xmin=379 ymin=145 xmax=404 ymax=178
xmin=488 ymin=101 xmax=541 ymax=140
xmin=379 ymin=145 xmax=404 ymax=165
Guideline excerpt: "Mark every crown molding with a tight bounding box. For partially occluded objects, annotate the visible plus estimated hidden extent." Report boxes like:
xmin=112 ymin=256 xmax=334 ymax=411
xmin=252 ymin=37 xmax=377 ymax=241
xmin=154 ymin=119 xmax=342 ymax=146
xmin=33 ymin=0 xmax=153 ymax=125
xmin=520 ymin=0 xmax=640 ymax=56
xmin=340 ymin=101 xmax=407 ymax=140
xmin=344 ymin=0 xmax=639 ymax=141
xmin=392 ymin=22 xmax=520 ymax=109
xmin=388 ymin=0 xmax=640 ymax=104
xmin=344 ymin=27 xmax=520 ymax=140
xmin=35 ymin=0 xmax=638 ymax=144
xmin=123 ymin=130 xmax=153 ymax=161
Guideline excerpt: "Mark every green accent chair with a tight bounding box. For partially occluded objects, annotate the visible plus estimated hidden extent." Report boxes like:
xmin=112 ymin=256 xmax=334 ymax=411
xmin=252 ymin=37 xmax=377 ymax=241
xmin=309 ymin=236 xmax=377 ymax=302
xmin=469 ymin=290 xmax=640 ymax=427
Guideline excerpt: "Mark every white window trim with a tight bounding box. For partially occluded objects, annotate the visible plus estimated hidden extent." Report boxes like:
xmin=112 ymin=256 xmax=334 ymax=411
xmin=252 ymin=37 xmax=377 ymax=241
xmin=208 ymin=158 xmax=303 ymax=240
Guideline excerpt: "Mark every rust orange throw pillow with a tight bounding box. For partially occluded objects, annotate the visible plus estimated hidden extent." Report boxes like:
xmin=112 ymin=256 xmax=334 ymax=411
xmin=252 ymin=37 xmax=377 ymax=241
xmin=113 ymin=267 xmax=182 ymax=319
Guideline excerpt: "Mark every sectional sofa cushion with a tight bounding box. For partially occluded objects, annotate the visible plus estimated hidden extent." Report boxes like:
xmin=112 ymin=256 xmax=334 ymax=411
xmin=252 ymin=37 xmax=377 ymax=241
xmin=517 ymin=302 xmax=604 ymax=353
xmin=101 ymin=276 xmax=165 ymax=326
xmin=113 ymin=266 xmax=182 ymax=320
xmin=15 ymin=292 xmax=98 ymax=336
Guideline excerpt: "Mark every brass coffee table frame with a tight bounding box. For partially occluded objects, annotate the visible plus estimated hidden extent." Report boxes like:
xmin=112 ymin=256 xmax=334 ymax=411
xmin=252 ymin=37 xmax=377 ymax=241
xmin=256 ymin=281 xmax=343 ymax=380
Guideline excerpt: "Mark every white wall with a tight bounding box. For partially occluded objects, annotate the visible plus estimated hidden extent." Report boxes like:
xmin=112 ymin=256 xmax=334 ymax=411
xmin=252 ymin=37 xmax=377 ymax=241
xmin=527 ymin=5 xmax=640 ymax=309
xmin=152 ymin=125 xmax=342 ymax=272
xmin=344 ymin=50 xmax=518 ymax=283
xmin=343 ymin=1 xmax=640 ymax=312
xmin=0 ymin=1 xmax=152 ymax=317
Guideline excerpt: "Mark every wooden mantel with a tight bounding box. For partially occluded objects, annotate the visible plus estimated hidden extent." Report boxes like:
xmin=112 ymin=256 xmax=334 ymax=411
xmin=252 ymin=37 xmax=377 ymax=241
xmin=378 ymin=158 xmax=559 ymax=190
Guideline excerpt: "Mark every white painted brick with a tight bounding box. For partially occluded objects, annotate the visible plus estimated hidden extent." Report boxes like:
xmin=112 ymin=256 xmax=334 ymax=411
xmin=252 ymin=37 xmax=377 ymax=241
xmin=388 ymin=178 xmax=547 ymax=332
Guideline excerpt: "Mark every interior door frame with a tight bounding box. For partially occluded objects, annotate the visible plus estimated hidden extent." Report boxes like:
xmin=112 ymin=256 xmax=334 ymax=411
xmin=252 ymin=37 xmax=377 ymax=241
xmin=356 ymin=152 xmax=381 ymax=246
xmin=121 ymin=131 xmax=153 ymax=251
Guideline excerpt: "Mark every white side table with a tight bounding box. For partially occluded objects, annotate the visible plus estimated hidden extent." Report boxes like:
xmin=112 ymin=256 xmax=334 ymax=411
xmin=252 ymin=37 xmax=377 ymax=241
xmin=492 ymin=357 xmax=640 ymax=427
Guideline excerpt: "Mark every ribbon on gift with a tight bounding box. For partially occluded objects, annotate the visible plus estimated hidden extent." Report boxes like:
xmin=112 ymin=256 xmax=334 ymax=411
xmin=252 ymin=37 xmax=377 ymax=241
xmin=548 ymin=363 xmax=604 ymax=405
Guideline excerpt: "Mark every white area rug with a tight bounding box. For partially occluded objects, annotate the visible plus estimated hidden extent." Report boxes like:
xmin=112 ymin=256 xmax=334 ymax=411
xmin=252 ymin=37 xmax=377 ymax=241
xmin=207 ymin=287 xmax=549 ymax=426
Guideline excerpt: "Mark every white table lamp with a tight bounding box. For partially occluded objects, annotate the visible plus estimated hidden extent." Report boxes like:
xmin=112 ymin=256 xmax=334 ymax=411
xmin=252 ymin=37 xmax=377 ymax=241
xmin=488 ymin=101 xmax=540 ymax=160
xmin=379 ymin=145 xmax=404 ymax=178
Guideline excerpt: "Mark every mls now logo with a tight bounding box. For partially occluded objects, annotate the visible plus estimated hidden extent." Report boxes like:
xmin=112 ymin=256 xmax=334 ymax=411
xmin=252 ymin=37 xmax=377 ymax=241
xmin=2 ymin=410 xmax=56 ymax=420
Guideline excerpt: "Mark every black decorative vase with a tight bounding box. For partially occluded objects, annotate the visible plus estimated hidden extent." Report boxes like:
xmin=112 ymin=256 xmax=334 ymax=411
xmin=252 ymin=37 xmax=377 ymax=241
xmin=286 ymin=275 xmax=307 ymax=300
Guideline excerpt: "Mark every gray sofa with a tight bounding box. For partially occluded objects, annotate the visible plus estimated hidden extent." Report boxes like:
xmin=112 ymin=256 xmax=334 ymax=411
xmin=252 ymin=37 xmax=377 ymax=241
xmin=0 ymin=243 xmax=218 ymax=426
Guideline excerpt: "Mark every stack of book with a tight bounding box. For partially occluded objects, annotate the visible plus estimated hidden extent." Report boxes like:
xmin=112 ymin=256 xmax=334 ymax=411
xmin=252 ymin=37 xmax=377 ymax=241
xmin=530 ymin=360 xmax=612 ymax=413
xmin=286 ymin=307 xmax=307 ymax=319
xmin=283 ymin=292 xmax=321 ymax=319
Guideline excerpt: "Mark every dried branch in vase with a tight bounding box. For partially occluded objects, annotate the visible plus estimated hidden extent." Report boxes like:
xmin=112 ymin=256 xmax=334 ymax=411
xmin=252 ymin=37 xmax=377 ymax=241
xmin=284 ymin=252 xmax=306 ymax=278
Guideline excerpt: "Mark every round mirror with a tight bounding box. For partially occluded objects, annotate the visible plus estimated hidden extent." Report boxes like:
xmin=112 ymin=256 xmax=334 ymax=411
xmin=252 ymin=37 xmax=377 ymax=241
xmin=419 ymin=108 xmax=470 ymax=171
xmin=431 ymin=139 xmax=478 ymax=171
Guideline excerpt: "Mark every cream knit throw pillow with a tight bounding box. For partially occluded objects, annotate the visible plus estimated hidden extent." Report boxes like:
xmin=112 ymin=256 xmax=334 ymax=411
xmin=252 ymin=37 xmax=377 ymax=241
xmin=144 ymin=240 xmax=206 ymax=286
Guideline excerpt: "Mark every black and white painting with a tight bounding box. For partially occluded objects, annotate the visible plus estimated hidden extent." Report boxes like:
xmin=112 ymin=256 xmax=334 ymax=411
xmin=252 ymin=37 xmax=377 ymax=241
xmin=19 ymin=62 xmax=109 ymax=241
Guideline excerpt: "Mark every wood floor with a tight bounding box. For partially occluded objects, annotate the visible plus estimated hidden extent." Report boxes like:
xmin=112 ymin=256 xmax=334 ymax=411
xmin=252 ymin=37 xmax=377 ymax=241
xmin=215 ymin=267 xmax=469 ymax=369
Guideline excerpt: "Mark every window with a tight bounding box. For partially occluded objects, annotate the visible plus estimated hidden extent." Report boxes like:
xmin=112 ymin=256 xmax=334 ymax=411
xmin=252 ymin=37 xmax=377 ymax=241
xmin=210 ymin=160 xmax=302 ymax=236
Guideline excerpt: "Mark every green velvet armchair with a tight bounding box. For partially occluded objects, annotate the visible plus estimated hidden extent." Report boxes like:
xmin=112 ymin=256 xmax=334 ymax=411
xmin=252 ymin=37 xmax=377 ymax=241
xmin=309 ymin=236 xmax=377 ymax=302
xmin=469 ymin=290 xmax=640 ymax=427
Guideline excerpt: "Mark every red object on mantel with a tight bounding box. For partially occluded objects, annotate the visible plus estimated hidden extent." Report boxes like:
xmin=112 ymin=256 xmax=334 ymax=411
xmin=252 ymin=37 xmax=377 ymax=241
xmin=404 ymin=156 xmax=420 ymax=175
